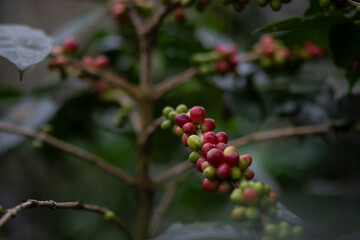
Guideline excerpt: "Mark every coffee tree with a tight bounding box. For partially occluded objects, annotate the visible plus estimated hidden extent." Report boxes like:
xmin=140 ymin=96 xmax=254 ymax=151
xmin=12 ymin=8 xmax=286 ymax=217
xmin=1 ymin=0 xmax=360 ymax=239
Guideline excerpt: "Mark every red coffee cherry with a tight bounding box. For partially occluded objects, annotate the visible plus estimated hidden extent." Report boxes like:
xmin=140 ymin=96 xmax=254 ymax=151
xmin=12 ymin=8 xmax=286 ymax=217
xmin=183 ymin=122 xmax=196 ymax=134
xmin=216 ymin=60 xmax=230 ymax=74
xmin=175 ymin=113 xmax=191 ymax=127
xmin=62 ymin=37 xmax=79 ymax=53
xmin=240 ymin=154 xmax=252 ymax=166
xmin=95 ymin=55 xmax=110 ymax=68
xmin=202 ymin=143 xmax=214 ymax=158
xmin=244 ymin=168 xmax=254 ymax=180
xmin=201 ymin=118 xmax=216 ymax=132
xmin=218 ymin=181 xmax=233 ymax=195
xmin=225 ymin=151 xmax=239 ymax=166
xmin=243 ymin=187 xmax=259 ymax=205
xmin=82 ymin=56 xmax=95 ymax=67
xmin=173 ymin=7 xmax=186 ymax=22
xmin=181 ymin=133 xmax=190 ymax=146
xmin=216 ymin=132 xmax=228 ymax=144
xmin=206 ymin=148 xmax=225 ymax=167
xmin=216 ymin=163 xmax=231 ymax=180
xmin=269 ymin=192 xmax=278 ymax=206
xmin=215 ymin=142 xmax=227 ymax=151
xmin=190 ymin=106 xmax=206 ymax=123
xmin=202 ymin=178 xmax=219 ymax=192
xmin=203 ymin=131 xmax=216 ymax=144
xmin=112 ymin=2 xmax=127 ymax=19
xmin=196 ymin=157 xmax=206 ymax=172
xmin=303 ymin=41 xmax=324 ymax=58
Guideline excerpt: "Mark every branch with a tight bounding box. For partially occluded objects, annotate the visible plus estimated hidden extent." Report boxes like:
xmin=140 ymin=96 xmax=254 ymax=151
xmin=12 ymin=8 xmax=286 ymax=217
xmin=0 ymin=121 xmax=137 ymax=186
xmin=144 ymin=0 xmax=181 ymax=35
xmin=344 ymin=0 xmax=360 ymax=7
xmin=154 ymin=124 xmax=360 ymax=185
xmin=0 ymin=199 xmax=133 ymax=239
xmin=127 ymin=7 xmax=144 ymax=35
xmin=154 ymin=67 xmax=198 ymax=99
xmin=139 ymin=116 xmax=166 ymax=145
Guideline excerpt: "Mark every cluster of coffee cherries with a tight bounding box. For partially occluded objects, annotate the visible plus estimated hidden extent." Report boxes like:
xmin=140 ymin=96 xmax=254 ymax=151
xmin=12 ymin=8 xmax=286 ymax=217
xmin=257 ymin=0 xmax=292 ymax=12
xmin=318 ymin=0 xmax=356 ymax=12
xmin=253 ymin=34 xmax=325 ymax=68
xmin=191 ymin=44 xmax=239 ymax=75
xmin=261 ymin=221 xmax=305 ymax=240
xmin=160 ymin=104 xmax=305 ymax=238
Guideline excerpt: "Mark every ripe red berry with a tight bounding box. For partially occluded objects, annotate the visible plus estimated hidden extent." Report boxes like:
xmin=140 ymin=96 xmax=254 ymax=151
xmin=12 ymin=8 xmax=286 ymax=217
xmin=216 ymin=60 xmax=230 ymax=74
xmin=202 ymin=143 xmax=214 ymax=158
xmin=173 ymin=7 xmax=186 ymax=22
xmin=112 ymin=2 xmax=126 ymax=19
xmin=201 ymin=118 xmax=216 ymax=132
xmin=49 ymin=56 xmax=67 ymax=68
xmin=206 ymin=148 xmax=225 ymax=167
xmin=215 ymin=44 xmax=229 ymax=56
xmin=225 ymin=151 xmax=239 ymax=166
xmin=175 ymin=113 xmax=191 ymax=127
xmin=95 ymin=55 xmax=110 ymax=68
xmin=82 ymin=56 xmax=95 ymax=67
xmin=202 ymin=178 xmax=219 ymax=192
xmin=181 ymin=133 xmax=189 ymax=146
xmin=175 ymin=126 xmax=184 ymax=137
xmin=229 ymin=55 xmax=239 ymax=70
xmin=203 ymin=131 xmax=216 ymax=144
xmin=189 ymin=106 xmax=206 ymax=123
xmin=227 ymin=45 xmax=238 ymax=56
xmin=62 ymin=37 xmax=79 ymax=53
xmin=182 ymin=122 xmax=196 ymax=134
xmin=269 ymin=192 xmax=278 ymax=206
xmin=216 ymin=163 xmax=231 ymax=180
xmin=240 ymin=154 xmax=252 ymax=166
xmin=244 ymin=168 xmax=254 ymax=180
xmin=196 ymin=157 xmax=206 ymax=172
xmin=218 ymin=181 xmax=233 ymax=195
xmin=243 ymin=187 xmax=259 ymax=205
xmin=215 ymin=142 xmax=227 ymax=151
xmin=303 ymin=41 xmax=324 ymax=58
xmin=216 ymin=132 xmax=228 ymax=144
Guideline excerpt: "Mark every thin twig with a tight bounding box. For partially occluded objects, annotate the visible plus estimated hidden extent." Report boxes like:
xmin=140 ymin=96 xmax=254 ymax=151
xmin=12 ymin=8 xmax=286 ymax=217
xmin=154 ymin=124 xmax=360 ymax=185
xmin=0 ymin=121 xmax=137 ymax=186
xmin=344 ymin=0 xmax=360 ymax=7
xmin=127 ymin=7 xmax=144 ymax=35
xmin=139 ymin=116 xmax=166 ymax=145
xmin=0 ymin=199 xmax=133 ymax=239
xmin=154 ymin=68 xmax=198 ymax=99
xmin=148 ymin=181 xmax=177 ymax=236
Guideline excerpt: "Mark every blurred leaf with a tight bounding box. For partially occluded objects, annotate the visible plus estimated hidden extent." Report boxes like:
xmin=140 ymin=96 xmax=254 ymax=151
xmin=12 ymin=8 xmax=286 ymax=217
xmin=0 ymin=24 xmax=53 ymax=74
xmin=151 ymin=222 xmax=252 ymax=240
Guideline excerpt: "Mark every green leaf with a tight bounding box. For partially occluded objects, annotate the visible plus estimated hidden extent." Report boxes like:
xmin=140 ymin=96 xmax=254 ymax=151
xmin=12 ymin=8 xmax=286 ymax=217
xmin=330 ymin=24 xmax=360 ymax=91
xmin=0 ymin=24 xmax=53 ymax=73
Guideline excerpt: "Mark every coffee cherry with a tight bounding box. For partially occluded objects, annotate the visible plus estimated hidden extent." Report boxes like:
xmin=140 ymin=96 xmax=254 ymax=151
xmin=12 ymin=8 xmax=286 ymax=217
xmin=206 ymin=148 xmax=225 ymax=167
xmin=104 ymin=211 xmax=115 ymax=221
xmin=239 ymin=180 xmax=249 ymax=190
xmin=218 ymin=181 xmax=233 ymax=194
xmin=163 ymin=106 xmax=174 ymax=117
xmin=203 ymin=131 xmax=216 ymax=144
xmin=228 ymin=55 xmax=239 ymax=70
xmin=239 ymin=155 xmax=251 ymax=170
xmin=175 ymin=126 xmax=184 ymax=137
xmin=243 ymin=187 xmax=259 ymax=205
xmin=240 ymin=154 xmax=252 ymax=165
xmin=244 ymin=168 xmax=254 ymax=180
xmin=216 ymin=163 xmax=231 ymax=180
xmin=291 ymin=226 xmax=304 ymax=236
xmin=189 ymin=106 xmax=206 ymax=123
xmin=176 ymin=104 xmax=188 ymax=113
xmin=201 ymin=160 xmax=210 ymax=171
xmin=264 ymin=223 xmax=278 ymax=236
xmin=203 ymin=165 xmax=217 ymax=179
xmin=182 ymin=133 xmax=190 ymax=146
xmin=183 ymin=122 xmax=196 ymax=134
xmin=196 ymin=157 xmax=207 ymax=172
xmin=215 ymin=44 xmax=229 ymax=56
xmin=189 ymin=151 xmax=202 ymax=164
xmin=187 ymin=135 xmax=203 ymax=150
xmin=270 ymin=0 xmax=282 ymax=11
xmin=245 ymin=206 xmax=260 ymax=220
xmin=279 ymin=221 xmax=290 ymax=231
xmin=259 ymin=196 xmax=271 ymax=210
xmin=175 ymin=113 xmax=191 ymax=127
xmin=48 ymin=56 xmax=67 ymax=68
xmin=82 ymin=56 xmax=95 ymax=67
xmin=216 ymin=60 xmax=230 ymax=74
xmin=202 ymin=178 xmax=219 ymax=192
xmin=303 ymin=41 xmax=324 ymax=58
xmin=161 ymin=119 xmax=172 ymax=129
xmin=201 ymin=118 xmax=216 ymax=132
xmin=215 ymin=142 xmax=227 ymax=151
xmin=319 ymin=0 xmax=331 ymax=7
xmin=63 ymin=37 xmax=79 ymax=53
xmin=252 ymin=181 xmax=264 ymax=195
xmin=223 ymin=146 xmax=237 ymax=155
xmin=168 ymin=111 xmax=178 ymax=121
xmin=94 ymin=55 xmax=110 ymax=68
xmin=202 ymin=143 xmax=214 ymax=158
xmin=278 ymin=230 xmax=290 ymax=239
xmin=231 ymin=206 xmax=246 ymax=220
xmin=225 ymin=151 xmax=239 ymax=166
xmin=269 ymin=192 xmax=278 ymax=206
xmin=266 ymin=208 xmax=277 ymax=218
xmin=258 ymin=0 xmax=268 ymax=6
xmin=230 ymin=188 xmax=243 ymax=204
xmin=263 ymin=184 xmax=271 ymax=195
xmin=174 ymin=7 xmax=186 ymax=22
xmin=216 ymin=132 xmax=228 ymax=144
xmin=230 ymin=166 xmax=242 ymax=179
xmin=112 ymin=2 xmax=126 ymax=18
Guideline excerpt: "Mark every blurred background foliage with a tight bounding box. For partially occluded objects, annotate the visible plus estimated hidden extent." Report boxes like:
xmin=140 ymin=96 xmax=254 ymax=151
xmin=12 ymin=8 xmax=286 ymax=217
xmin=1 ymin=0 xmax=360 ymax=239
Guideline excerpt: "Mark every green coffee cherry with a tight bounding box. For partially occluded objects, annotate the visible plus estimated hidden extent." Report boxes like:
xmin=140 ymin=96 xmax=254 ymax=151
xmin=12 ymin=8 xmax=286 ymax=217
xmin=104 ymin=211 xmax=115 ymax=221
xmin=244 ymin=206 xmax=260 ymax=220
xmin=0 ymin=205 xmax=3 ymax=214
xmin=258 ymin=0 xmax=268 ymax=7
xmin=187 ymin=135 xmax=203 ymax=150
xmin=270 ymin=0 xmax=282 ymax=11
xmin=319 ymin=0 xmax=331 ymax=8
xmin=163 ymin=106 xmax=174 ymax=118
xmin=252 ymin=182 xmax=264 ymax=195
xmin=233 ymin=2 xmax=245 ymax=12
xmin=230 ymin=167 xmax=242 ymax=179
xmin=181 ymin=0 xmax=193 ymax=6
xmin=33 ymin=139 xmax=43 ymax=149
xmin=176 ymin=104 xmax=188 ymax=113
xmin=259 ymin=196 xmax=271 ymax=210
xmin=230 ymin=188 xmax=243 ymax=204
xmin=278 ymin=230 xmax=290 ymax=239
xmin=292 ymin=226 xmax=304 ymax=236
xmin=203 ymin=166 xmax=216 ymax=179
xmin=239 ymin=180 xmax=249 ymax=190
xmin=264 ymin=223 xmax=278 ymax=236
xmin=168 ymin=111 xmax=178 ymax=121
xmin=263 ymin=184 xmax=271 ymax=194
xmin=231 ymin=206 xmax=246 ymax=220
xmin=161 ymin=119 xmax=172 ymax=129
xmin=279 ymin=221 xmax=290 ymax=231
xmin=189 ymin=151 xmax=202 ymax=164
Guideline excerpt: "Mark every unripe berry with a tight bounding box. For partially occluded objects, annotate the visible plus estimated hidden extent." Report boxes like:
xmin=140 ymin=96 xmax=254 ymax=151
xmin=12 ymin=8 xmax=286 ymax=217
xmin=231 ymin=206 xmax=246 ymax=220
xmin=291 ymin=226 xmax=304 ymax=236
xmin=175 ymin=104 xmax=188 ymax=113
xmin=206 ymin=148 xmax=225 ymax=167
xmin=218 ymin=181 xmax=233 ymax=195
xmin=252 ymin=181 xmax=264 ymax=195
xmin=203 ymin=131 xmax=216 ymax=144
xmin=215 ymin=142 xmax=227 ymax=151
xmin=202 ymin=178 xmax=219 ymax=192
xmin=202 ymin=143 xmax=214 ymax=158
xmin=243 ymin=187 xmax=259 ymax=205
xmin=263 ymin=184 xmax=271 ymax=194
xmin=225 ymin=151 xmax=239 ymax=166
xmin=239 ymin=180 xmax=249 ymax=190
xmin=104 ymin=211 xmax=115 ymax=221
xmin=163 ymin=106 xmax=174 ymax=117
xmin=201 ymin=161 xmax=210 ymax=171
xmin=196 ymin=157 xmax=206 ymax=172
xmin=203 ymin=165 xmax=216 ymax=179
xmin=230 ymin=188 xmax=243 ymax=204
xmin=269 ymin=192 xmax=278 ymax=206
xmin=62 ymin=37 xmax=79 ymax=53
xmin=175 ymin=113 xmax=191 ymax=127
xmin=216 ymin=132 xmax=228 ymax=144
xmin=51 ymin=46 xmax=64 ymax=55
xmin=240 ymin=154 xmax=252 ymax=165
xmin=216 ymin=163 xmax=231 ymax=180
xmin=244 ymin=206 xmax=260 ymax=220
xmin=182 ymin=122 xmax=196 ymax=134
xmin=95 ymin=55 xmax=110 ymax=68
xmin=168 ymin=111 xmax=178 ymax=121
xmin=279 ymin=221 xmax=290 ymax=231
xmin=278 ymin=230 xmax=290 ymax=239
xmin=270 ymin=0 xmax=282 ymax=11
xmin=175 ymin=126 xmax=184 ymax=137
xmin=189 ymin=151 xmax=202 ymax=164
xmin=264 ymin=224 xmax=278 ymax=236
xmin=244 ymin=168 xmax=254 ymax=180
xmin=259 ymin=196 xmax=271 ymax=210
xmin=223 ymin=146 xmax=237 ymax=155
xmin=161 ymin=119 xmax=172 ymax=129
xmin=187 ymin=135 xmax=203 ymax=150
xmin=258 ymin=0 xmax=268 ymax=6
xmin=181 ymin=133 xmax=189 ymax=146
xmin=189 ymin=106 xmax=206 ymax=123
xmin=201 ymin=118 xmax=216 ymax=132
xmin=230 ymin=166 xmax=242 ymax=179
